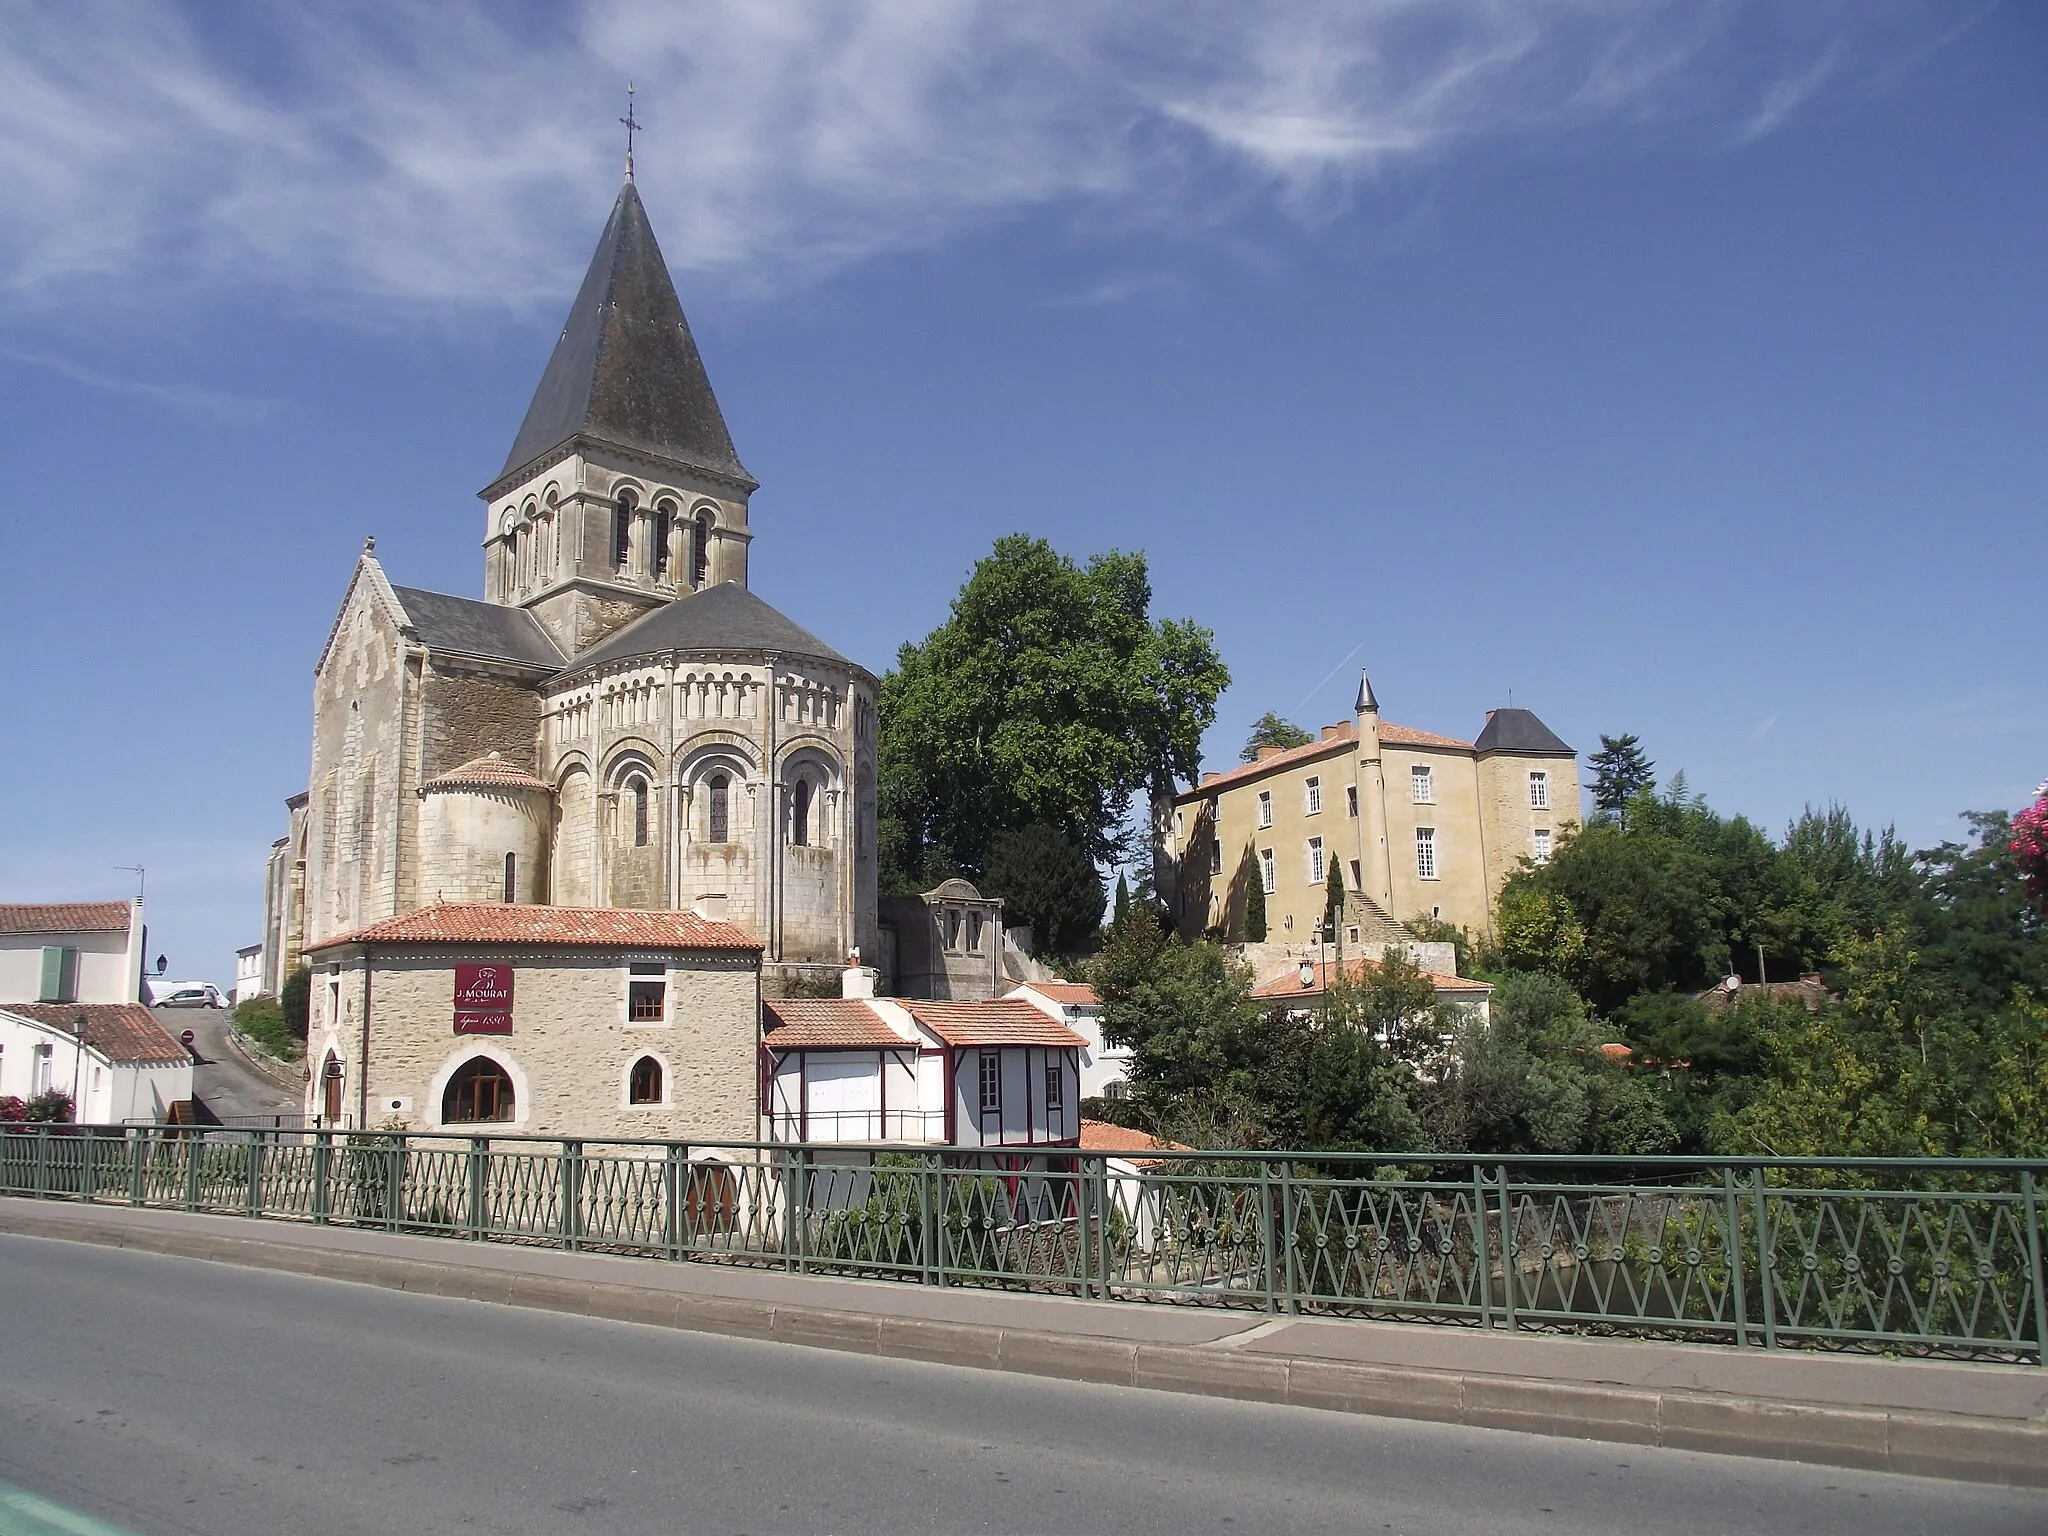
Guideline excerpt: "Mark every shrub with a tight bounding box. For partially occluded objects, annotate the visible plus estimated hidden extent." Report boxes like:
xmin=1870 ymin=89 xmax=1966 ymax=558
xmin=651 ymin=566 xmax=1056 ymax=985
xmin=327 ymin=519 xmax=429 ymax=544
xmin=25 ymin=1090 xmax=73 ymax=1123
xmin=234 ymin=995 xmax=300 ymax=1061
xmin=280 ymin=968 xmax=311 ymax=1041
xmin=0 ymin=1095 xmax=25 ymax=1122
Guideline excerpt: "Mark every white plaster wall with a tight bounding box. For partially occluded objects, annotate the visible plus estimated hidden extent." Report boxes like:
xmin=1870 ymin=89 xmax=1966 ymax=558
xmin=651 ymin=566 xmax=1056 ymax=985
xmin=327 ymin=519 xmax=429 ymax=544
xmin=0 ymin=932 xmax=134 ymax=1005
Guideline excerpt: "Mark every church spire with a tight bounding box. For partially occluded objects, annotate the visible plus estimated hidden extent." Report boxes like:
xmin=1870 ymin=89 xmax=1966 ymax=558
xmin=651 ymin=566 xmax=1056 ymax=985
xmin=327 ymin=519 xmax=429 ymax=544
xmin=493 ymin=177 xmax=754 ymax=494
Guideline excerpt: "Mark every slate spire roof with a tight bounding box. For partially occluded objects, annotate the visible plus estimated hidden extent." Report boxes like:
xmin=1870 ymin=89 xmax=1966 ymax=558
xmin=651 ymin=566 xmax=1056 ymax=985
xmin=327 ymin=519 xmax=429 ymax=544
xmin=497 ymin=177 xmax=753 ymax=492
xmin=1473 ymin=707 xmax=1574 ymax=757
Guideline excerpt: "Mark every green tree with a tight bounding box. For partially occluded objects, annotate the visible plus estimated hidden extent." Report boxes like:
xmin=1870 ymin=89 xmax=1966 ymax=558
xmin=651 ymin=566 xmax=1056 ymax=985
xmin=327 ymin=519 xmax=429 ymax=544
xmin=878 ymin=536 xmax=1228 ymax=888
xmin=280 ymin=968 xmax=311 ymax=1042
xmin=981 ymin=823 xmax=1106 ymax=957
xmin=1243 ymin=854 xmax=1267 ymax=941
xmin=1240 ymin=712 xmax=1313 ymax=763
xmin=1322 ymin=859 xmax=1345 ymax=942
xmin=1094 ymin=910 xmax=1266 ymax=1111
xmin=1112 ymin=871 xmax=1130 ymax=930
xmin=1588 ymin=733 xmax=1655 ymax=819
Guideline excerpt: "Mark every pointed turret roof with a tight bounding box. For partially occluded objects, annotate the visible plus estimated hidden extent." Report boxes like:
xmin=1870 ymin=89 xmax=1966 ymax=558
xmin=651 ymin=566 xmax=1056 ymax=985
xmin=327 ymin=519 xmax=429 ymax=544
xmin=495 ymin=179 xmax=753 ymax=493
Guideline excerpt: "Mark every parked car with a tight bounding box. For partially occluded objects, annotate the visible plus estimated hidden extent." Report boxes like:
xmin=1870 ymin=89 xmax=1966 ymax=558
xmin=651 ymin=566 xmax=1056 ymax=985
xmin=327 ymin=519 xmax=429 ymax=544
xmin=149 ymin=980 xmax=227 ymax=1009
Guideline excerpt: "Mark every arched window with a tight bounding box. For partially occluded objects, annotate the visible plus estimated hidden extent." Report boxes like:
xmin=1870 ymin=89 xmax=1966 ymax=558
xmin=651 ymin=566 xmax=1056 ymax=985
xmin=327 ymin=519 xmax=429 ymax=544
xmin=613 ymin=490 xmax=636 ymax=572
xmin=444 ymin=1057 xmax=514 ymax=1124
xmin=790 ymin=777 xmax=812 ymax=847
xmin=629 ymin=1055 xmax=663 ymax=1105
xmin=654 ymin=503 xmax=673 ymax=581
xmin=503 ymin=851 xmax=517 ymax=903
xmin=707 ymin=774 xmax=729 ymax=843
xmin=628 ymin=775 xmax=649 ymax=847
xmin=692 ymin=510 xmax=712 ymax=587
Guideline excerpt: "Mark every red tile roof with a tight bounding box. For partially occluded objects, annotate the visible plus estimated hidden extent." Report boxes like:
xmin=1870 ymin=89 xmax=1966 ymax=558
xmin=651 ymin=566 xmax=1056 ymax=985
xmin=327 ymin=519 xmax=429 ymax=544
xmin=904 ymin=1000 xmax=1086 ymax=1048
xmin=1179 ymin=734 xmax=1355 ymax=801
xmin=310 ymin=903 xmax=761 ymax=952
xmin=0 ymin=902 xmax=131 ymax=936
xmin=1016 ymin=981 xmax=1098 ymax=1007
xmin=1250 ymin=956 xmax=1494 ymax=1002
xmin=423 ymin=753 xmax=552 ymax=794
xmin=3 ymin=1003 xmax=189 ymax=1065
xmin=1080 ymin=1119 xmax=1191 ymax=1167
xmin=1377 ymin=722 xmax=1475 ymax=751
xmin=763 ymin=998 xmax=910 ymax=1049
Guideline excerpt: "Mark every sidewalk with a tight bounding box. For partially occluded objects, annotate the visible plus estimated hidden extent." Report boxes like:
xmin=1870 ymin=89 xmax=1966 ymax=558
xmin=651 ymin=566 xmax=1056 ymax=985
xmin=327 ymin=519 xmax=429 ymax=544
xmin=4 ymin=1195 xmax=2043 ymax=1487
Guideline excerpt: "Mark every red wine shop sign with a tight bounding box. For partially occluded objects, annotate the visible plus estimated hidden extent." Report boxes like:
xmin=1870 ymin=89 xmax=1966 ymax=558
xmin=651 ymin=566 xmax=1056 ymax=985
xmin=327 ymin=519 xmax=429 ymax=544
xmin=453 ymin=964 xmax=514 ymax=1035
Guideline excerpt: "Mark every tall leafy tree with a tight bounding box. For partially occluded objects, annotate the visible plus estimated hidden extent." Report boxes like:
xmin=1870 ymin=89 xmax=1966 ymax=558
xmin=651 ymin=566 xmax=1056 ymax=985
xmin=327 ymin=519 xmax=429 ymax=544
xmin=879 ymin=536 xmax=1228 ymax=889
xmin=1240 ymin=712 xmax=1313 ymax=762
xmin=1588 ymin=733 xmax=1655 ymax=819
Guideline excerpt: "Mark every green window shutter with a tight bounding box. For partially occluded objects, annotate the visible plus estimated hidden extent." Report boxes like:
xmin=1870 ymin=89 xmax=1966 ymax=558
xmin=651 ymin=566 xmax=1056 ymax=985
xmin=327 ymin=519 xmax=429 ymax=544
xmin=39 ymin=946 xmax=78 ymax=1003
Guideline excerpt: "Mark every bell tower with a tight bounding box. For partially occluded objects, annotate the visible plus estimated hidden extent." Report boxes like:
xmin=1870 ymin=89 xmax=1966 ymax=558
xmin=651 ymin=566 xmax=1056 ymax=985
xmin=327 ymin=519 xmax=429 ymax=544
xmin=479 ymin=175 xmax=757 ymax=660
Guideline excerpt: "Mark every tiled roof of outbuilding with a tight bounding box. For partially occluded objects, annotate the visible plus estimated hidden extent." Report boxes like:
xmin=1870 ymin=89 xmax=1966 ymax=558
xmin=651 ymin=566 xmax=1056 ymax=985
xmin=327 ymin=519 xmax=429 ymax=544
xmin=0 ymin=902 xmax=131 ymax=936
xmin=2 ymin=1003 xmax=189 ymax=1065
xmin=1079 ymin=1120 xmax=1192 ymax=1167
xmin=1015 ymin=982 xmax=1098 ymax=1008
xmin=1249 ymin=957 xmax=1494 ymax=1002
xmin=903 ymin=1000 xmax=1086 ymax=1048
xmin=310 ymin=903 xmax=760 ymax=952
xmin=763 ymin=999 xmax=911 ymax=1049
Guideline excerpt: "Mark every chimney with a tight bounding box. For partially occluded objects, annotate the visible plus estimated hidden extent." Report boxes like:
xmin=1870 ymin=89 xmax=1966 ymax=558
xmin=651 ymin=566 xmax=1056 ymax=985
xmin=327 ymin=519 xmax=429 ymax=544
xmin=841 ymin=966 xmax=878 ymax=1000
xmin=1257 ymin=745 xmax=1283 ymax=762
xmin=1320 ymin=725 xmax=1340 ymax=741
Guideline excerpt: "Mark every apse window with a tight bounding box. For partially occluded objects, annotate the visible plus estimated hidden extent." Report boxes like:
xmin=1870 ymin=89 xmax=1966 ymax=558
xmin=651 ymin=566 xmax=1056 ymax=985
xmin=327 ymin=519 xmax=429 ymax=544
xmin=628 ymin=962 xmax=668 ymax=1023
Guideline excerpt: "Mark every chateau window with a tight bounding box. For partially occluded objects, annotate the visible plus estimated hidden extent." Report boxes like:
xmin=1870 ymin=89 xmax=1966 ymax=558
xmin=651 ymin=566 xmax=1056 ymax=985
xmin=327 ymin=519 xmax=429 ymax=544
xmin=1209 ymin=838 xmax=1222 ymax=876
xmin=629 ymin=1055 xmax=664 ymax=1105
xmin=1416 ymin=827 xmax=1438 ymax=881
xmin=503 ymin=852 xmax=516 ymax=904
xmin=628 ymin=962 xmax=667 ymax=1023
xmin=444 ymin=1057 xmax=514 ymax=1124
xmin=654 ymin=503 xmax=673 ymax=581
xmin=1411 ymin=765 xmax=1433 ymax=804
xmin=692 ymin=510 xmax=712 ymax=587
xmin=612 ymin=491 xmax=635 ymax=573
xmin=1173 ymin=810 xmax=1184 ymax=840
xmin=1346 ymin=785 xmax=1358 ymax=818
xmin=1349 ymin=859 xmax=1361 ymax=889
xmin=790 ymin=778 xmax=812 ymax=847
xmin=1257 ymin=790 xmax=1273 ymax=829
xmin=1532 ymin=827 xmax=1553 ymax=864
xmin=1307 ymin=837 xmax=1325 ymax=885
xmin=978 ymin=1051 xmax=1001 ymax=1116
xmin=1044 ymin=1058 xmax=1064 ymax=1114
xmin=1304 ymin=777 xmax=1322 ymax=816
xmin=707 ymin=775 xmax=729 ymax=843
xmin=1259 ymin=847 xmax=1276 ymax=894
xmin=1529 ymin=771 xmax=1549 ymax=809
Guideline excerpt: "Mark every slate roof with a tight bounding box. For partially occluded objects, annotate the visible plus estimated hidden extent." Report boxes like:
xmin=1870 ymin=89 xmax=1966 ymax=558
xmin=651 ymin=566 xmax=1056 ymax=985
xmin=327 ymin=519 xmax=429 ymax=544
xmin=423 ymin=754 xmax=553 ymax=794
xmin=1473 ymin=707 xmax=1574 ymax=757
xmin=0 ymin=902 xmax=131 ymax=936
xmin=310 ymin=903 xmax=760 ymax=952
xmin=903 ymin=1000 xmax=1086 ymax=1049
xmin=497 ymin=178 xmax=753 ymax=491
xmin=564 ymin=580 xmax=854 ymax=674
xmin=389 ymin=586 xmax=566 ymax=671
xmin=762 ymin=998 xmax=912 ymax=1049
xmin=2 ymin=1003 xmax=189 ymax=1065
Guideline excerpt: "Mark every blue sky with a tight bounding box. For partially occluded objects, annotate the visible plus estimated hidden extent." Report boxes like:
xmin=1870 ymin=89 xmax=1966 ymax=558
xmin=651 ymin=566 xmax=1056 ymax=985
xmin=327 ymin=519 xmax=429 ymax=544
xmin=1 ymin=1 xmax=2041 ymax=984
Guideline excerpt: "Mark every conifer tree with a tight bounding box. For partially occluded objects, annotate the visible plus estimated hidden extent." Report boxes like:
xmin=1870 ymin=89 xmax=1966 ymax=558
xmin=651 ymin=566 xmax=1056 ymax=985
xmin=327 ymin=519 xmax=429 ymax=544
xmin=1589 ymin=733 xmax=1655 ymax=818
xmin=1245 ymin=857 xmax=1268 ymax=942
xmin=1324 ymin=860 xmax=1346 ymax=942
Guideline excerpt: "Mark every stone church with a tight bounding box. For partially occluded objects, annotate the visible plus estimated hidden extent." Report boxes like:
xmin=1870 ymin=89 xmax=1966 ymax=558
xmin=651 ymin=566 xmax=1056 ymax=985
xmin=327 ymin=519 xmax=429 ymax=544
xmin=265 ymin=173 xmax=879 ymax=989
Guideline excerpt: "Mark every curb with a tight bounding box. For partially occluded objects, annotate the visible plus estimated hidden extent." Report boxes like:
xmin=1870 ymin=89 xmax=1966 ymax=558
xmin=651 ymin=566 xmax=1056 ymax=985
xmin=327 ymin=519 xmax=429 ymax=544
xmin=5 ymin=1205 xmax=2043 ymax=1489
xmin=219 ymin=1026 xmax=304 ymax=1092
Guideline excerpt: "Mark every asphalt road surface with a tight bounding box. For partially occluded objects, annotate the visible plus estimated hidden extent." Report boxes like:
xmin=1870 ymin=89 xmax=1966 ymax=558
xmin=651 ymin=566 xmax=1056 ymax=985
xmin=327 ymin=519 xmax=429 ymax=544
xmin=2 ymin=1236 xmax=2041 ymax=1536
xmin=155 ymin=1005 xmax=298 ymax=1122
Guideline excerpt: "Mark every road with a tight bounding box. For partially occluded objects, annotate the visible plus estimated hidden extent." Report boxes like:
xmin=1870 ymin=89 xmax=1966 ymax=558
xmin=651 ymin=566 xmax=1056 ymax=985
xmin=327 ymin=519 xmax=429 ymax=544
xmin=1 ymin=1236 xmax=2041 ymax=1536
xmin=155 ymin=1005 xmax=298 ymax=1122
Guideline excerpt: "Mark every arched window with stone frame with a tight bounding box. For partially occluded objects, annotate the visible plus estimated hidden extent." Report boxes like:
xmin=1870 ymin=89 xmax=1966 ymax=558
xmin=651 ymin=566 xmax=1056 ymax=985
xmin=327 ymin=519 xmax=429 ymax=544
xmin=444 ymin=1057 xmax=515 ymax=1124
xmin=653 ymin=499 xmax=676 ymax=582
xmin=691 ymin=508 xmax=713 ymax=588
xmin=706 ymin=773 xmax=730 ymax=843
xmin=628 ymin=1055 xmax=664 ymax=1105
xmin=613 ymin=489 xmax=636 ymax=573
xmin=780 ymin=751 xmax=838 ymax=850
xmin=789 ymin=778 xmax=813 ymax=847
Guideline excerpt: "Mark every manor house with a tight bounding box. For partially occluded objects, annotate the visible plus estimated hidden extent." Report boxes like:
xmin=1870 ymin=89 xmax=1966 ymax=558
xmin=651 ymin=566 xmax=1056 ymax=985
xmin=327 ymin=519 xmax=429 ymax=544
xmin=265 ymin=172 xmax=879 ymax=989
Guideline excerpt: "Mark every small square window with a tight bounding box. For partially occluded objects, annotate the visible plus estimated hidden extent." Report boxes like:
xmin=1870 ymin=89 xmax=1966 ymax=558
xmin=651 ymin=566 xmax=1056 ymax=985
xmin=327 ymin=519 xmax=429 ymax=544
xmin=1304 ymin=777 xmax=1322 ymax=816
xmin=1415 ymin=827 xmax=1438 ymax=881
xmin=1529 ymin=771 xmax=1549 ymax=809
xmin=1257 ymin=790 xmax=1273 ymax=828
xmin=1411 ymin=766 xmax=1433 ymax=805
xmin=1347 ymin=925 xmax=1361 ymax=946
xmin=1259 ymin=847 xmax=1276 ymax=894
xmin=628 ymin=961 xmax=667 ymax=1023
xmin=1345 ymin=785 xmax=1358 ymax=818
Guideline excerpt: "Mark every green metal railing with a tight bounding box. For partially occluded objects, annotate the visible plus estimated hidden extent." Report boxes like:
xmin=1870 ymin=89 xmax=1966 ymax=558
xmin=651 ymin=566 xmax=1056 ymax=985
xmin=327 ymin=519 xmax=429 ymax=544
xmin=3 ymin=1125 xmax=2042 ymax=1363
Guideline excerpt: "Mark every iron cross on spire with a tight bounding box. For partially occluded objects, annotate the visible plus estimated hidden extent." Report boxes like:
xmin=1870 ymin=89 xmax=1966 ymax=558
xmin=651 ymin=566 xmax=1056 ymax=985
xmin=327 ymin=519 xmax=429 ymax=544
xmin=620 ymin=81 xmax=640 ymax=180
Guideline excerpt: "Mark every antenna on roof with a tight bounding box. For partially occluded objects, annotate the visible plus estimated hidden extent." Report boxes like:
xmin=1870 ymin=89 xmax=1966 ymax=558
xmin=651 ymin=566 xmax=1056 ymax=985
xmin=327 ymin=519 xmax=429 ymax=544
xmin=115 ymin=865 xmax=144 ymax=901
xmin=620 ymin=81 xmax=640 ymax=181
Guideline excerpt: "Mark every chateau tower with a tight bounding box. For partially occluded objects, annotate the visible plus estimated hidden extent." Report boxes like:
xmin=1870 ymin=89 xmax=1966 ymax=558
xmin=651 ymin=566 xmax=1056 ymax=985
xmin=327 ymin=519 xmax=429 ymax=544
xmin=479 ymin=177 xmax=757 ymax=659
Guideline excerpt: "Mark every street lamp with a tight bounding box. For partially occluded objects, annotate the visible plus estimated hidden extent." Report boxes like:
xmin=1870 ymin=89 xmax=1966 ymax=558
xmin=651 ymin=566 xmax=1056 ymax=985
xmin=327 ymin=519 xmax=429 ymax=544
xmin=70 ymin=1013 xmax=86 ymax=1122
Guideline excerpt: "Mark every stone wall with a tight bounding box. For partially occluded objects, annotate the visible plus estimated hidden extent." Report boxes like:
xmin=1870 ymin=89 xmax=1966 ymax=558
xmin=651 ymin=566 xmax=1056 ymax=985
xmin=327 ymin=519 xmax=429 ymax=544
xmin=419 ymin=665 xmax=544 ymax=779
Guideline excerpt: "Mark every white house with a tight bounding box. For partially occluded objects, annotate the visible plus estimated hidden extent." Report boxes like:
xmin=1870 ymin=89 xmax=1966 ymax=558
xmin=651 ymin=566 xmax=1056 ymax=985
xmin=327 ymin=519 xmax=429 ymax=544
xmin=0 ymin=1003 xmax=193 ymax=1122
xmin=762 ymin=971 xmax=1085 ymax=1149
xmin=233 ymin=945 xmax=264 ymax=1004
xmin=0 ymin=901 xmax=146 ymax=1007
xmin=1006 ymin=981 xmax=1130 ymax=1099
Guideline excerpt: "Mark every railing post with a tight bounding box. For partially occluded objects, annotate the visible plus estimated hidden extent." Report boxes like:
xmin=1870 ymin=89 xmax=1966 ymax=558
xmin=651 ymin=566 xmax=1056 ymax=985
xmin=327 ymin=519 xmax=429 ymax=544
xmin=384 ymin=1135 xmax=404 ymax=1232
xmin=922 ymin=1151 xmax=942 ymax=1288
xmin=1281 ymin=1159 xmax=1300 ymax=1314
xmin=2022 ymin=1170 xmax=2046 ymax=1368
xmin=1077 ymin=1155 xmax=1093 ymax=1302
xmin=128 ymin=1127 xmax=145 ymax=1207
xmin=1474 ymin=1163 xmax=1494 ymax=1330
xmin=932 ymin=1152 xmax=949 ymax=1289
xmin=184 ymin=1129 xmax=202 ymax=1212
xmin=1259 ymin=1158 xmax=1277 ymax=1314
xmin=1496 ymin=1163 xmax=1517 ymax=1330
xmin=468 ymin=1138 xmax=489 ymax=1241
xmin=560 ymin=1140 xmax=584 ymax=1252
xmin=793 ymin=1146 xmax=810 ymax=1273
xmin=311 ymin=1131 xmax=331 ymax=1224
xmin=246 ymin=1132 xmax=265 ymax=1220
xmin=663 ymin=1143 xmax=686 ymax=1261
xmin=1723 ymin=1164 xmax=1750 ymax=1348
xmin=33 ymin=1125 xmax=48 ymax=1200
xmin=1750 ymin=1166 xmax=1778 ymax=1351
xmin=779 ymin=1144 xmax=797 ymax=1272
xmin=1095 ymin=1155 xmax=1112 ymax=1303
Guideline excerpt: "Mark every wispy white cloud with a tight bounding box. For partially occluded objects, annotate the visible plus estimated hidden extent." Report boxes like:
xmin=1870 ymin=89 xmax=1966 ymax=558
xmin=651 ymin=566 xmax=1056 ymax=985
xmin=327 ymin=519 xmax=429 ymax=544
xmin=0 ymin=0 xmax=1957 ymax=315
xmin=3 ymin=349 xmax=275 ymax=420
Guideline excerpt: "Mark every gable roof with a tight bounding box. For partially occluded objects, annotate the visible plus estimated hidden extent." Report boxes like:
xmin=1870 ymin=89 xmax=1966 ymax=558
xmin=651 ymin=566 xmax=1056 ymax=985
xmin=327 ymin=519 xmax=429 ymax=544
xmin=564 ymin=580 xmax=855 ymax=674
xmin=496 ymin=179 xmax=753 ymax=492
xmin=1473 ymin=707 xmax=1574 ymax=757
xmin=2 ymin=1003 xmax=188 ymax=1065
xmin=902 ymin=1000 xmax=1085 ymax=1048
xmin=0 ymin=902 xmax=131 ymax=937
xmin=1378 ymin=722 xmax=1475 ymax=751
xmin=309 ymin=903 xmax=759 ymax=952
xmin=1180 ymin=732 xmax=1357 ymax=802
xmin=1080 ymin=1119 xmax=1191 ymax=1167
xmin=389 ymin=586 xmax=567 ymax=671
xmin=763 ymin=998 xmax=912 ymax=1049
